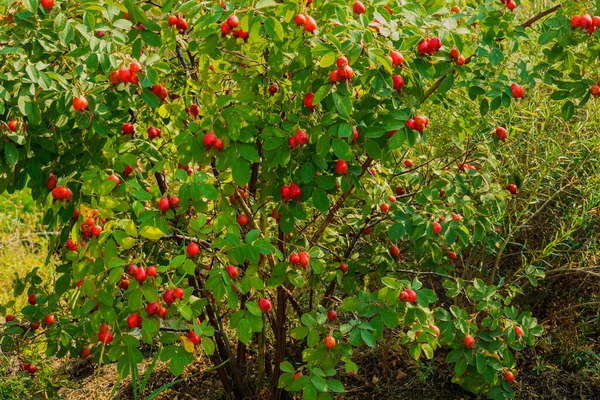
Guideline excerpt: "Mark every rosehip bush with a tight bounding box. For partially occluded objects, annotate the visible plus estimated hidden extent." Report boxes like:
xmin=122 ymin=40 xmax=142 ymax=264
xmin=6 ymin=0 xmax=599 ymax=398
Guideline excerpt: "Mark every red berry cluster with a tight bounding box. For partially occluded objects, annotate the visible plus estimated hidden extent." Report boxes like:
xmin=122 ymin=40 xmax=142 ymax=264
xmin=163 ymin=288 xmax=185 ymax=304
xmin=458 ymin=162 xmax=479 ymax=172
xmin=449 ymin=48 xmax=465 ymax=66
xmin=417 ymin=37 xmax=442 ymax=55
xmin=570 ymin=14 xmax=600 ymax=33
xmin=399 ymin=289 xmax=417 ymax=302
xmin=203 ymin=131 xmax=224 ymax=151
xmin=98 ymin=323 xmax=113 ymax=344
xmin=329 ymin=56 xmax=354 ymax=83
xmin=147 ymin=126 xmax=162 ymax=140
xmin=81 ymin=217 xmax=102 ymax=238
xmin=109 ymin=62 xmax=142 ymax=85
xmin=289 ymin=129 xmax=308 ymax=147
xmin=294 ymin=14 xmax=317 ymax=33
xmin=167 ymin=15 xmax=189 ymax=31
xmin=65 ymin=239 xmax=79 ymax=252
xmin=405 ymin=115 xmax=429 ymax=132
xmin=158 ymin=196 xmax=179 ymax=212
xmin=221 ymin=15 xmax=248 ymax=40
xmin=280 ymin=183 xmax=302 ymax=201
xmin=151 ymin=84 xmax=169 ymax=100
xmin=51 ymin=185 xmax=73 ymax=202
xmin=499 ymin=0 xmax=517 ymax=11
xmin=146 ymin=301 xmax=168 ymax=319
xmin=289 ymin=251 xmax=310 ymax=268
xmin=178 ymin=163 xmax=193 ymax=175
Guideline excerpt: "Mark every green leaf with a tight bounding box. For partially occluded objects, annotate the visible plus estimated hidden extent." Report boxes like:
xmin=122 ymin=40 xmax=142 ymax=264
xmin=237 ymin=318 xmax=253 ymax=344
xmin=561 ymin=100 xmax=574 ymax=121
xmin=331 ymin=139 xmax=351 ymax=160
xmin=232 ymin=159 xmax=250 ymax=186
xmin=327 ymin=379 xmax=345 ymax=393
xmin=237 ymin=144 xmax=260 ymax=162
xmin=5 ymin=143 xmax=18 ymax=167
xmin=332 ymin=91 xmax=352 ymax=117
xmin=264 ymin=17 xmax=284 ymax=42
xmin=140 ymin=225 xmax=164 ymax=240
xmin=312 ymin=188 xmax=330 ymax=212
xmin=141 ymin=30 xmax=161 ymax=47
xmin=256 ymin=0 xmax=277 ymax=8
xmin=142 ymin=89 xmax=160 ymax=108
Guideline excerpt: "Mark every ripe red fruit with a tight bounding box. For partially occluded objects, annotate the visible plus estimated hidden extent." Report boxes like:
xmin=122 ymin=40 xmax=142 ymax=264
xmin=188 ymin=330 xmax=201 ymax=345
xmin=289 ymin=253 xmax=300 ymax=265
xmin=214 ymin=138 xmax=224 ymax=151
xmin=336 ymin=56 xmax=348 ymax=68
xmin=392 ymin=75 xmax=404 ymax=91
xmin=389 ymin=245 xmax=400 ymax=257
xmin=352 ymin=1 xmax=365 ymax=14
xmin=30 ymin=321 xmax=40 ymax=330
xmin=293 ymin=372 xmax=303 ymax=381
xmin=289 ymin=183 xmax=302 ymax=199
xmin=173 ymin=287 xmax=184 ymax=299
xmin=157 ymin=306 xmax=168 ymax=318
xmin=5 ymin=314 xmax=15 ymax=322
xmin=118 ymin=67 xmax=132 ymax=83
xmin=464 ymin=334 xmax=475 ymax=348
xmin=303 ymin=16 xmax=317 ymax=33
xmin=294 ymin=14 xmax=306 ymax=25
xmin=506 ymin=0 xmax=516 ymax=11
xmin=126 ymin=313 xmax=142 ymax=329
xmin=417 ymin=41 xmax=430 ymax=55
xmin=176 ymin=18 xmax=188 ymax=31
xmin=168 ymin=196 xmax=180 ymax=207
xmin=268 ymin=84 xmax=278 ymax=95
xmin=510 ymin=83 xmax=524 ymax=99
xmin=380 ymin=203 xmax=390 ymax=213
xmin=158 ymin=197 xmax=170 ymax=212
xmin=46 ymin=173 xmax=57 ymax=190
xmin=28 ymin=294 xmax=36 ymax=305
xmin=28 ymin=364 xmax=38 ymax=373
xmin=390 ymin=51 xmax=404 ymax=66
xmin=98 ymin=330 xmax=114 ymax=344
xmin=127 ymin=264 xmax=139 ymax=276
xmin=146 ymin=301 xmax=159 ymax=315
xmin=329 ymin=69 xmax=341 ymax=83
xmin=448 ymin=251 xmax=457 ymax=260
xmin=147 ymin=127 xmax=160 ymax=139
xmin=452 ymin=212 xmax=461 ymax=221
xmin=571 ymin=15 xmax=582 ymax=28
xmin=404 ymin=159 xmax=414 ymax=168
xmin=227 ymin=15 xmax=239 ymax=28
xmin=352 ymin=126 xmax=359 ymax=141
xmin=433 ymin=222 xmax=442 ymax=235
xmin=187 ymin=242 xmax=200 ymax=257
xmin=429 ymin=324 xmax=440 ymax=337
xmin=203 ymin=131 xmax=217 ymax=148
xmin=163 ymin=289 xmax=175 ymax=304
xmin=303 ymin=92 xmax=316 ymax=109
xmin=327 ymin=310 xmax=337 ymax=321
xmin=7 ymin=120 xmax=17 ymax=132
xmin=168 ymin=15 xmax=178 ymax=26
xmin=280 ymin=185 xmax=290 ymax=200
xmin=91 ymin=225 xmax=102 ymax=237
xmin=338 ymin=262 xmax=348 ymax=273
xmin=591 ymin=85 xmax=600 ymax=96
xmin=258 ymin=298 xmax=272 ymax=312
xmin=295 ymin=129 xmax=308 ymax=145
xmin=40 ymin=0 xmax=53 ymax=10
xmin=335 ymin=159 xmax=348 ymax=175
xmin=135 ymin=267 xmax=147 ymax=283
xmin=456 ymin=55 xmax=465 ymax=66
xmin=122 ymin=123 xmax=134 ymax=135
xmin=593 ymin=16 xmax=600 ymax=27
xmin=226 ymin=265 xmax=239 ymax=279
xmin=581 ymin=14 xmax=593 ymax=28
xmin=507 ymin=184 xmax=518 ymax=194
xmin=298 ymin=252 xmax=310 ymax=268
xmin=495 ymin=127 xmax=508 ymax=141
xmin=72 ymin=96 xmax=88 ymax=111
xmin=405 ymin=289 xmax=417 ymax=303
xmin=237 ymin=214 xmax=249 ymax=226
xmin=451 ymin=5 xmax=460 ymax=13
xmin=503 ymin=370 xmax=515 ymax=383
xmin=81 ymin=347 xmax=91 ymax=357
xmin=450 ymin=48 xmax=459 ymax=59
xmin=324 ymin=336 xmax=336 ymax=349
xmin=44 ymin=315 xmax=55 ymax=326
xmin=514 ymin=326 xmax=524 ymax=336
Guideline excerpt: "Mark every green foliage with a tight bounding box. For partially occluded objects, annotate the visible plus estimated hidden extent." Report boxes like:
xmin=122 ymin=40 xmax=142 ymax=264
xmin=2 ymin=0 xmax=599 ymax=399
